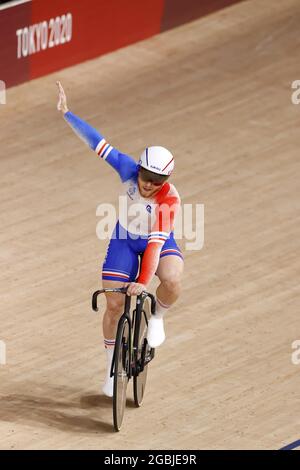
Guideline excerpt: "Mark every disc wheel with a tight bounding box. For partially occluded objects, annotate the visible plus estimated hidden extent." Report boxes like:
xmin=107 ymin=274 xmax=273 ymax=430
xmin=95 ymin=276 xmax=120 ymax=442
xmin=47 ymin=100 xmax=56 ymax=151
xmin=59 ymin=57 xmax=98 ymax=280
xmin=113 ymin=317 xmax=130 ymax=431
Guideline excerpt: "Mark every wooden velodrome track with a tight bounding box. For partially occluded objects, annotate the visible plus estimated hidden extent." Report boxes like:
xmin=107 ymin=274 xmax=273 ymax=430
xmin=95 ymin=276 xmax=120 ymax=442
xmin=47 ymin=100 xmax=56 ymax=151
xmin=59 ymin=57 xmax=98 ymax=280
xmin=0 ymin=0 xmax=299 ymax=450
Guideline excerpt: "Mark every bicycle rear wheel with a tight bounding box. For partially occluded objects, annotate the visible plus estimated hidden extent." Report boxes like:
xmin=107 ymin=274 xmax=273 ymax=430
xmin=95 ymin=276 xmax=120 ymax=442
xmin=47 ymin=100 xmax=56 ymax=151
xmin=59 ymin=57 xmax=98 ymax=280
xmin=133 ymin=297 xmax=153 ymax=407
xmin=113 ymin=316 xmax=130 ymax=431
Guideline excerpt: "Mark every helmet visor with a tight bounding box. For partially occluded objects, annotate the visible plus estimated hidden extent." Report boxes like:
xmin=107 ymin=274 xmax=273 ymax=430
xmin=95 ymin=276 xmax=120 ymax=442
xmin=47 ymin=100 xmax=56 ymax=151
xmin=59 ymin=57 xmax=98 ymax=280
xmin=139 ymin=167 xmax=169 ymax=185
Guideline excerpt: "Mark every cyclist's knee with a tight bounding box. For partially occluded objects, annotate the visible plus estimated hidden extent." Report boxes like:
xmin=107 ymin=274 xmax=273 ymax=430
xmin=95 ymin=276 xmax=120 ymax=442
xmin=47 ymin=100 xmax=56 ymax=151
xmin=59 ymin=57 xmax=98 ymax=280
xmin=106 ymin=296 xmax=124 ymax=317
xmin=161 ymin=276 xmax=182 ymax=296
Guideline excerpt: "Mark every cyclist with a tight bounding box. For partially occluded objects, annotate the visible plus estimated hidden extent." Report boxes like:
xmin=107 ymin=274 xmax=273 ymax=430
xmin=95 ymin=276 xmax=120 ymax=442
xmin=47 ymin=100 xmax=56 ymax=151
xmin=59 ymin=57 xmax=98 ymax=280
xmin=56 ymin=82 xmax=184 ymax=397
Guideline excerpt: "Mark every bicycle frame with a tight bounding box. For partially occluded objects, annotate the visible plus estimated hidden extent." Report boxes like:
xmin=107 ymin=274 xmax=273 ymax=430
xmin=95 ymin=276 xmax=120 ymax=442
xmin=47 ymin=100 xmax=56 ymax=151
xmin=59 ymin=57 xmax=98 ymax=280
xmin=92 ymin=287 xmax=156 ymax=380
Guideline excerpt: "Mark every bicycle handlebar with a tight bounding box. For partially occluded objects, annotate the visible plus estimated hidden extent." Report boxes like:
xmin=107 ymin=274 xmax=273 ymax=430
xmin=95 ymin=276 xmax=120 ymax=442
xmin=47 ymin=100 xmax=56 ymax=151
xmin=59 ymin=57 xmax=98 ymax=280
xmin=92 ymin=287 xmax=156 ymax=315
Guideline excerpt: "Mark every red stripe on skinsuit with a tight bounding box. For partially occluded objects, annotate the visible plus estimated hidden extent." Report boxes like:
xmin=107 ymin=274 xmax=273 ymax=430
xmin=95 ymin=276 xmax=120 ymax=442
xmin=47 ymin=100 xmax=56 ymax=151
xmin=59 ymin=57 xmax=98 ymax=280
xmin=98 ymin=141 xmax=107 ymax=155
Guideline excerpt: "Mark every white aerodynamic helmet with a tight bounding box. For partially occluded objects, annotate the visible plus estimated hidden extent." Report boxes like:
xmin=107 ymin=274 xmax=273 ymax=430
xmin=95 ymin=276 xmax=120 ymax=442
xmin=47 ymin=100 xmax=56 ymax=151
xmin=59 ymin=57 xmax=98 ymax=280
xmin=139 ymin=146 xmax=174 ymax=176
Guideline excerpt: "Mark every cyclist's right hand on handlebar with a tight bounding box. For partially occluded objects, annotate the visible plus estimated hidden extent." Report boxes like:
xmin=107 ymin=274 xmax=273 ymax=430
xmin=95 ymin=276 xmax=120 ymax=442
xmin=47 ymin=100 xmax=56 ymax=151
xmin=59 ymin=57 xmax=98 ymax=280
xmin=126 ymin=282 xmax=146 ymax=296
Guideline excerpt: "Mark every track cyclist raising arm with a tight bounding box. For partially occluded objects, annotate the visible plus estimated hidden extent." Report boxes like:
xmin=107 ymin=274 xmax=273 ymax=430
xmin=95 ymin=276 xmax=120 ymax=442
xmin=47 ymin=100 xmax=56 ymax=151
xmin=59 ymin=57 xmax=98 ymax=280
xmin=56 ymin=81 xmax=184 ymax=397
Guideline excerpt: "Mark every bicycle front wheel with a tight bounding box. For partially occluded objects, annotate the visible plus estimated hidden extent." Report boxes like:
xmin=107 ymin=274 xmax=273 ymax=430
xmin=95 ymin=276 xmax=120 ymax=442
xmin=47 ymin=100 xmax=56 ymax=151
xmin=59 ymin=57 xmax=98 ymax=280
xmin=113 ymin=316 xmax=130 ymax=431
xmin=133 ymin=297 xmax=153 ymax=407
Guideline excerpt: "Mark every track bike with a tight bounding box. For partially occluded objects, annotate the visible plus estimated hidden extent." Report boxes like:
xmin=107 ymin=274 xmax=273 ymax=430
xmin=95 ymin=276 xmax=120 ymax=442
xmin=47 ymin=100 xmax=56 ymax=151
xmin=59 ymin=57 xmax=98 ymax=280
xmin=92 ymin=287 xmax=156 ymax=431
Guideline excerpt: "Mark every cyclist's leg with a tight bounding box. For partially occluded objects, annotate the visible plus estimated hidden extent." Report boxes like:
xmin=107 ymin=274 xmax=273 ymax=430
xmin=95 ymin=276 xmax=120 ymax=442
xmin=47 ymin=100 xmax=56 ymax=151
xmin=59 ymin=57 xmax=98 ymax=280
xmin=101 ymin=232 xmax=139 ymax=396
xmin=147 ymin=235 xmax=184 ymax=348
xmin=102 ymin=279 xmax=128 ymax=397
xmin=156 ymin=255 xmax=184 ymax=307
xmin=102 ymin=257 xmax=139 ymax=340
xmin=102 ymin=280 xmax=128 ymax=340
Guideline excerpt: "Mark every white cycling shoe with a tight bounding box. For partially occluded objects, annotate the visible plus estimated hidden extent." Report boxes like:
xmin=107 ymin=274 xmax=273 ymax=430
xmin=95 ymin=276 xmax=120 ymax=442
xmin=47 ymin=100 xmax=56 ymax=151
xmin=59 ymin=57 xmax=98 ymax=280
xmin=147 ymin=316 xmax=166 ymax=348
xmin=102 ymin=374 xmax=114 ymax=397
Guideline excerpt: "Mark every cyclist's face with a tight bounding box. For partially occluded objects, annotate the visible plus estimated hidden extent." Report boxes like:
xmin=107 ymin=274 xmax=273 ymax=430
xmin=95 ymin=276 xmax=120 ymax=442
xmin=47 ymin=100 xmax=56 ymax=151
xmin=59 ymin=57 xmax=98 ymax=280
xmin=138 ymin=168 xmax=168 ymax=198
xmin=137 ymin=174 xmax=164 ymax=198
